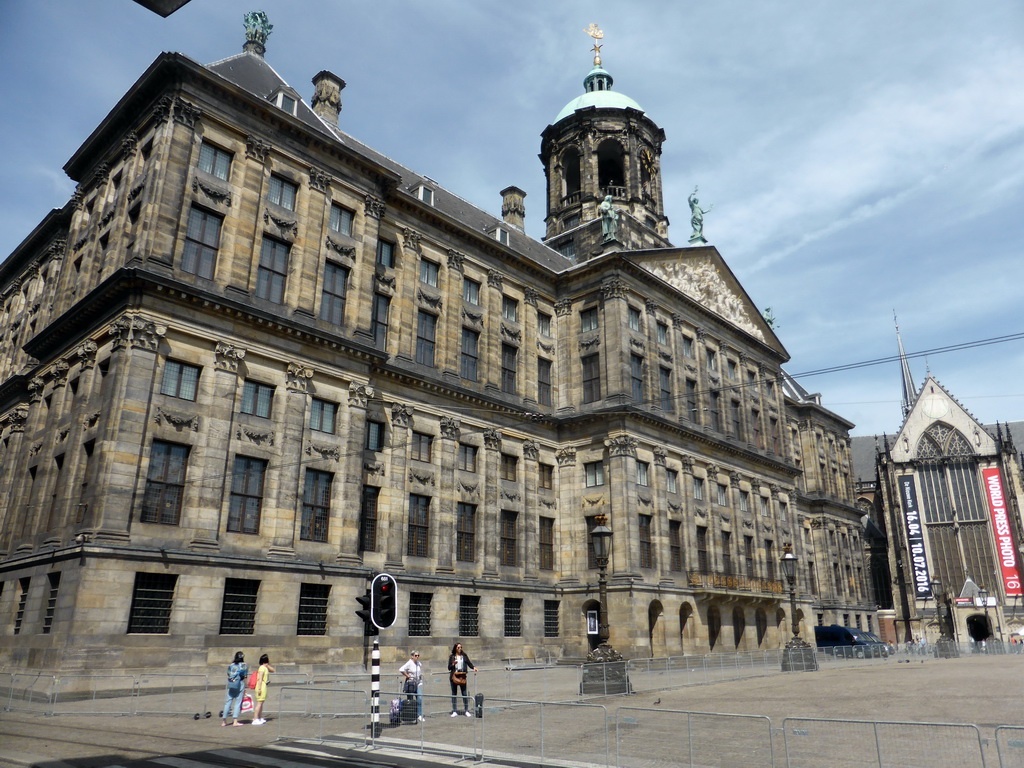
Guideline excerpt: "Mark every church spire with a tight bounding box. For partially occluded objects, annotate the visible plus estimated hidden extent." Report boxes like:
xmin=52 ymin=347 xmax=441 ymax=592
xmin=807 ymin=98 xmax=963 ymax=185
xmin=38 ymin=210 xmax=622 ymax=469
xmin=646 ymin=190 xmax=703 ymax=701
xmin=895 ymin=312 xmax=917 ymax=418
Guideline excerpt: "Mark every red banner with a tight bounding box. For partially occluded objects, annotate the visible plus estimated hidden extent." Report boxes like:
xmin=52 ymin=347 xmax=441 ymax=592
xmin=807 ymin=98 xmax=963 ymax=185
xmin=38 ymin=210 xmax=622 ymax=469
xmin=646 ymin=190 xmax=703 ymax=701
xmin=982 ymin=468 xmax=1022 ymax=597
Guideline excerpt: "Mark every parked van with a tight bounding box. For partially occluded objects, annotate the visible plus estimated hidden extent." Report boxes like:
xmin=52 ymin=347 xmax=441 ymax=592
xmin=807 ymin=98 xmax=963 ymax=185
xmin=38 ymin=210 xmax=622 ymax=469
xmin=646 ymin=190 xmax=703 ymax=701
xmin=813 ymin=625 xmax=890 ymax=658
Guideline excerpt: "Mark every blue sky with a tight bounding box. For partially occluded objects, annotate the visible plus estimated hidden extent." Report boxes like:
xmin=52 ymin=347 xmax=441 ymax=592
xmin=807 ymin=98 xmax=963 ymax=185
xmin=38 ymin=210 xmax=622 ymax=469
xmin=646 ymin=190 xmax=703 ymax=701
xmin=2 ymin=1 xmax=1022 ymax=436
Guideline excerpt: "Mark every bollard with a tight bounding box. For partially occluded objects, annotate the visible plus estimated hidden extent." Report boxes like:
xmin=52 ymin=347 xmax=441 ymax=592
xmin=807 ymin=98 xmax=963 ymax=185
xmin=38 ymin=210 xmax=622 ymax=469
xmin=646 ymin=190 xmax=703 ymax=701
xmin=474 ymin=692 xmax=484 ymax=719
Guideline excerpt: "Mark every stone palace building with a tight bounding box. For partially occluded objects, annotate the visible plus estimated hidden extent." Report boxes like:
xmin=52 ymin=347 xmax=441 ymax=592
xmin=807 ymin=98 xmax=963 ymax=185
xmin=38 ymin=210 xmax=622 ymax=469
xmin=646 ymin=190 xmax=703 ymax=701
xmin=0 ymin=17 xmax=874 ymax=674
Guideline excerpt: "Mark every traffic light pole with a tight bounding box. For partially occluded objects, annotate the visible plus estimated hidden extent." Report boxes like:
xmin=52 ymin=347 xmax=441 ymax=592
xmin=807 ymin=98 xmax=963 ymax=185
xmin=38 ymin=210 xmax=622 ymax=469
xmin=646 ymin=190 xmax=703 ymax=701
xmin=369 ymin=637 xmax=381 ymax=739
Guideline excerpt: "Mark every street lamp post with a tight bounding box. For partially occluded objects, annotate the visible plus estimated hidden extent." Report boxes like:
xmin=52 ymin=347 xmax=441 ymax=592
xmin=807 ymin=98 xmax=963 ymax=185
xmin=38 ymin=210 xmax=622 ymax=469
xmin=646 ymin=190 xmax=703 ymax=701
xmin=979 ymin=587 xmax=991 ymax=653
xmin=780 ymin=544 xmax=818 ymax=672
xmin=582 ymin=515 xmax=629 ymax=694
xmin=929 ymin=578 xmax=958 ymax=658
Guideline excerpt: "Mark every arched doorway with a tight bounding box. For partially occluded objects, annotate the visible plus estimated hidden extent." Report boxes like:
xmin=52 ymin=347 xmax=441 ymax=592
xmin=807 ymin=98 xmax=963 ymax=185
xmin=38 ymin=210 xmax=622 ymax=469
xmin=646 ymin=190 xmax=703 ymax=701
xmin=648 ymin=600 xmax=665 ymax=657
xmin=707 ymin=605 xmax=721 ymax=652
xmin=582 ymin=599 xmax=601 ymax=652
xmin=732 ymin=607 xmax=746 ymax=650
xmin=966 ymin=613 xmax=991 ymax=643
xmin=755 ymin=608 xmax=768 ymax=648
xmin=680 ymin=603 xmax=693 ymax=653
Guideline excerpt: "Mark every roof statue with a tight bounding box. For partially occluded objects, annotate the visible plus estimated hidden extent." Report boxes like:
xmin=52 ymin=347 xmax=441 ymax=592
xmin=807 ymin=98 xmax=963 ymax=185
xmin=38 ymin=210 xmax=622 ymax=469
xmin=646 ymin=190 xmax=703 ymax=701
xmin=584 ymin=23 xmax=604 ymax=66
xmin=599 ymin=195 xmax=619 ymax=241
xmin=688 ymin=186 xmax=713 ymax=244
xmin=243 ymin=11 xmax=273 ymax=55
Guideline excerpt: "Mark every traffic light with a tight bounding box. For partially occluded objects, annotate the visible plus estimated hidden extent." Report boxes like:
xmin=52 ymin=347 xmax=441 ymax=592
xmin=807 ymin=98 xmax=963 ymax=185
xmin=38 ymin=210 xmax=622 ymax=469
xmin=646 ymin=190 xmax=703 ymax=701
xmin=355 ymin=589 xmax=377 ymax=635
xmin=370 ymin=572 xmax=397 ymax=629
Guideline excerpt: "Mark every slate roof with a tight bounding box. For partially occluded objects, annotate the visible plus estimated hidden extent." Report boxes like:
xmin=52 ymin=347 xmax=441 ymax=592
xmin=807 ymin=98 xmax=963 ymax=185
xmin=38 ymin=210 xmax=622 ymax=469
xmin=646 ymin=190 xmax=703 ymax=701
xmin=205 ymin=51 xmax=574 ymax=275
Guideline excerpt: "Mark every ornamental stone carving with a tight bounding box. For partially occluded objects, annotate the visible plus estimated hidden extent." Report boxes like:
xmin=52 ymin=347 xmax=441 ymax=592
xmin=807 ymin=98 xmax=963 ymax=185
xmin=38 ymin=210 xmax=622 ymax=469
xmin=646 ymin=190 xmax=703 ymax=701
xmin=486 ymin=269 xmax=504 ymax=289
xmin=237 ymin=426 xmax=275 ymax=446
xmin=348 ymin=383 xmax=373 ymax=408
xmin=679 ymin=456 xmax=695 ymax=472
xmin=556 ymin=446 xmax=577 ymax=466
xmin=601 ymin=278 xmax=626 ymax=301
xmin=7 ymin=405 xmax=30 ymax=432
xmin=439 ymin=417 xmax=461 ymax=440
xmin=306 ymin=443 xmax=341 ymax=461
xmin=84 ymin=411 xmax=101 ymax=429
xmin=500 ymin=325 xmax=521 ymax=342
xmin=215 ymin=342 xmax=246 ymax=372
xmin=154 ymin=407 xmax=200 ymax=432
xmin=579 ymin=337 xmax=600 ymax=351
xmin=524 ymin=287 xmax=539 ymax=307
xmin=671 ymin=312 xmax=684 ymax=328
xmin=391 ymin=403 xmax=414 ymax=428
xmin=193 ymin=177 xmax=232 ymax=207
xmin=446 ymin=249 xmax=464 ymax=271
xmin=583 ymin=495 xmax=607 ymax=507
xmin=501 ymin=490 xmax=522 ymax=503
xmin=522 ymin=440 xmax=540 ymax=461
xmin=401 ymin=228 xmax=423 ymax=254
xmin=51 ymin=360 xmax=70 ymax=388
xmin=245 ymin=136 xmax=271 ymax=163
xmin=28 ymin=377 xmax=45 ymax=403
xmin=173 ymin=99 xmax=202 ymax=128
xmin=110 ymin=315 xmax=166 ymax=351
xmin=308 ymin=167 xmax=330 ymax=193
xmin=629 ymin=338 xmax=645 ymax=351
xmin=364 ymin=461 xmax=385 ymax=476
xmin=373 ymin=272 xmax=396 ymax=291
xmin=121 ymin=131 xmax=139 ymax=159
xmin=76 ymin=341 xmax=99 ymax=369
xmin=645 ymin=299 xmax=658 ymax=315
xmin=263 ymin=209 xmax=298 ymax=237
xmin=364 ymin=195 xmax=386 ymax=219
xmin=653 ymin=446 xmax=667 ymax=466
xmin=286 ymin=362 xmax=315 ymax=393
xmin=537 ymin=340 xmax=554 ymax=354
xmin=417 ymin=290 xmax=442 ymax=310
xmin=554 ymin=298 xmax=573 ymax=316
xmin=325 ymin=237 xmax=355 ymax=258
xmin=483 ymin=428 xmax=502 ymax=451
xmin=605 ymin=435 xmax=638 ymax=458
xmin=461 ymin=308 xmax=483 ymax=326
xmin=409 ymin=470 xmax=435 ymax=487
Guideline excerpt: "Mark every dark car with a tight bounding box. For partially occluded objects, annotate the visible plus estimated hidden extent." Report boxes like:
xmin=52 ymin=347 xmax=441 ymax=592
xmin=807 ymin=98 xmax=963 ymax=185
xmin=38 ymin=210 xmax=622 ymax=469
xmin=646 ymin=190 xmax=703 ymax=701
xmin=814 ymin=625 xmax=890 ymax=658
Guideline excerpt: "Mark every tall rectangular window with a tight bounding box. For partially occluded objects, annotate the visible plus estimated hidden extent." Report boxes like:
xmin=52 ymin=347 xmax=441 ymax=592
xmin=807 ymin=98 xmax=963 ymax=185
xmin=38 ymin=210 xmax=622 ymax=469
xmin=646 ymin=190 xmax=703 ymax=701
xmin=296 ymin=583 xmax=330 ymax=636
xmin=500 ymin=453 xmax=518 ymax=482
xmin=581 ymin=354 xmax=601 ymax=403
xmin=639 ymin=514 xmax=653 ymax=568
xmin=458 ymin=443 xmax=477 ymax=472
xmin=544 ymin=600 xmax=560 ymax=637
xmin=669 ymin=521 xmax=683 ymax=571
xmin=504 ymin=598 xmax=522 ymax=637
xmin=759 ymin=495 xmax=770 ymax=516
xmin=329 ymin=203 xmax=354 ymax=235
xmin=141 ymin=440 xmax=189 ymax=525
xmin=127 ymin=572 xmax=177 ymax=634
xmin=716 ymin=483 xmax=728 ymax=506
xmin=419 ymin=259 xmax=439 ymax=287
xmin=219 ymin=578 xmax=259 ymax=634
xmin=256 ymin=236 xmax=289 ymax=303
xmin=459 ymin=595 xmax=480 ymax=636
xmin=539 ymin=463 xmax=554 ymax=490
xmin=14 ymin=578 xmax=29 ymax=635
xmin=657 ymin=321 xmax=669 ymax=344
xmin=659 ymin=367 xmax=674 ymax=412
xmin=697 ymin=526 xmax=709 ymax=572
xmin=765 ymin=539 xmax=776 ymax=579
xmin=460 ymin=328 xmax=479 ymax=381
xmin=636 ymin=460 xmax=650 ymax=487
xmin=500 ymin=510 xmax=518 ymax=566
xmin=407 ymin=494 xmax=430 ymax=557
xmin=463 ymin=277 xmax=480 ymax=305
xmin=585 ymin=461 xmax=604 ymax=487
xmin=730 ymin=400 xmax=742 ymax=439
xmin=537 ymin=311 xmax=552 ymax=337
xmin=241 ymin=380 xmax=274 ymax=418
xmin=456 ymin=502 xmax=476 ymax=562
xmin=320 ymin=262 xmax=349 ymax=324
xmin=43 ymin=572 xmax=61 ymax=634
xmin=630 ymin=354 xmax=645 ymax=402
xmin=301 ymin=469 xmax=332 ymax=542
xmin=752 ymin=410 xmax=762 ymax=448
xmin=540 ymin=516 xmax=555 ymax=570
xmin=415 ymin=311 xmax=437 ymax=366
xmin=309 ymin=398 xmax=337 ymax=433
xmin=685 ymin=379 xmax=698 ymax=421
xmin=709 ymin=391 xmax=721 ymax=431
xmin=721 ymin=530 xmax=733 ymax=575
xmin=739 ymin=491 xmax=750 ymax=513
xmin=408 ymin=592 xmax=432 ymax=637
xmin=359 ymin=485 xmax=379 ymax=552
xmin=228 ymin=456 xmax=266 ymax=534
xmin=580 ymin=307 xmax=599 ymax=332
xmin=365 ymin=420 xmax=385 ymax=451
xmin=198 ymin=141 xmax=232 ymax=180
xmin=501 ymin=344 xmax=518 ymax=394
xmin=667 ymin=469 xmax=679 ymax=494
xmin=268 ymin=175 xmax=297 ymax=210
xmin=693 ymin=476 xmax=705 ymax=500
xmin=682 ymin=335 xmax=694 ymax=357
xmin=371 ymin=293 xmax=390 ymax=344
xmin=627 ymin=307 xmax=641 ymax=332
xmin=411 ymin=431 xmax=433 ymax=462
xmin=182 ymin=206 xmax=221 ymax=279
xmin=376 ymin=239 xmax=395 ymax=268
xmin=161 ymin=360 xmax=200 ymax=401
xmin=537 ymin=358 xmax=552 ymax=406
xmin=502 ymin=296 xmax=519 ymax=322
xmin=744 ymin=535 xmax=755 ymax=577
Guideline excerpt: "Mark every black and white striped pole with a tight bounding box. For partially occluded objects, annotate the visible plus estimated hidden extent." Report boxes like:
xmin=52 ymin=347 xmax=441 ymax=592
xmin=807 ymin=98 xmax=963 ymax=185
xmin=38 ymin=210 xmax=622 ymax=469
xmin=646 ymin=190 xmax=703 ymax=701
xmin=356 ymin=573 xmax=397 ymax=740
xmin=370 ymin=637 xmax=381 ymax=738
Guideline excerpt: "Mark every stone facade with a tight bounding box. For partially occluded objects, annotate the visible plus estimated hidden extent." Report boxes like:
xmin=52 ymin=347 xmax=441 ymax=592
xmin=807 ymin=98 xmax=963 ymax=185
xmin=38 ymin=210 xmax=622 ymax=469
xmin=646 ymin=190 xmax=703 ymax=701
xmin=0 ymin=25 xmax=873 ymax=675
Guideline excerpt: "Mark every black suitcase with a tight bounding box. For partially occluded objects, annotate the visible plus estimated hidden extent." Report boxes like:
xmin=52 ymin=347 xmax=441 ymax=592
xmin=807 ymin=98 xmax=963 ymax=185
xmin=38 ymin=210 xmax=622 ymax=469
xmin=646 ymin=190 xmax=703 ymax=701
xmin=400 ymin=698 xmax=418 ymax=723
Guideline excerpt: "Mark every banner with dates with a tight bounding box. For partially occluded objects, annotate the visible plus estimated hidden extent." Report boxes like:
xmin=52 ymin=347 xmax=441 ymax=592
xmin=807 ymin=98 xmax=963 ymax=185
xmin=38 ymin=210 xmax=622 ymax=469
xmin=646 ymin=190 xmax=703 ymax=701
xmin=898 ymin=475 xmax=933 ymax=598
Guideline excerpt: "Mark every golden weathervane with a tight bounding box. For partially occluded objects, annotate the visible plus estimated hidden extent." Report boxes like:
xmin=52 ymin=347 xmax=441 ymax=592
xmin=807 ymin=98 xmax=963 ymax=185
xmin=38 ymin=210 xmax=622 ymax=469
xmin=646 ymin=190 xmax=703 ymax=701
xmin=584 ymin=23 xmax=604 ymax=66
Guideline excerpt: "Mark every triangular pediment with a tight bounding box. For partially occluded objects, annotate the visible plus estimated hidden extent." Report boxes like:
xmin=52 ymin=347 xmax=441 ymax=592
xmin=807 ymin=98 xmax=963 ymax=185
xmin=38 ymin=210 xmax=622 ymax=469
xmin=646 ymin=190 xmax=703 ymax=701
xmin=628 ymin=246 xmax=784 ymax=354
xmin=890 ymin=376 xmax=995 ymax=462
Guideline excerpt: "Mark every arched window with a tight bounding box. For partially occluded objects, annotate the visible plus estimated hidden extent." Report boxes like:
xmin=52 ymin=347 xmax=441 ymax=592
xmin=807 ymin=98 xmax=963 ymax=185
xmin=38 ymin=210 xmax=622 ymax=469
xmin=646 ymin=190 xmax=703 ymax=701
xmin=707 ymin=605 xmax=721 ymax=651
xmin=561 ymin=147 xmax=581 ymax=199
xmin=597 ymin=140 xmax=625 ymax=194
xmin=732 ymin=607 xmax=746 ymax=649
xmin=755 ymin=608 xmax=768 ymax=647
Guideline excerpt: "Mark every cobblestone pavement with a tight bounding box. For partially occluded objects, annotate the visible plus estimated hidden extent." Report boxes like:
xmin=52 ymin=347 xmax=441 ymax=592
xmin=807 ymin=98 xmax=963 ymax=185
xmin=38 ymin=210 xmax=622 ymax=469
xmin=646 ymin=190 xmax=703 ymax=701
xmin=1 ymin=654 xmax=1021 ymax=767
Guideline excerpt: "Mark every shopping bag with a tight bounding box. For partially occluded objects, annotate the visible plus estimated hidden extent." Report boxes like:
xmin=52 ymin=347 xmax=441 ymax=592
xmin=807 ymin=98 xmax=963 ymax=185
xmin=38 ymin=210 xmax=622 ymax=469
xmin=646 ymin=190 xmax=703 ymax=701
xmin=240 ymin=693 xmax=254 ymax=714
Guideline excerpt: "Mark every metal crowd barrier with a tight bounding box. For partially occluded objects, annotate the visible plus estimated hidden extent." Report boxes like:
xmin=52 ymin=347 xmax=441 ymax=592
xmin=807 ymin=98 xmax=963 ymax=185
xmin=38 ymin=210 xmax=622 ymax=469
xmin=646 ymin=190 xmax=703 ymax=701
xmin=616 ymin=707 xmax=774 ymax=768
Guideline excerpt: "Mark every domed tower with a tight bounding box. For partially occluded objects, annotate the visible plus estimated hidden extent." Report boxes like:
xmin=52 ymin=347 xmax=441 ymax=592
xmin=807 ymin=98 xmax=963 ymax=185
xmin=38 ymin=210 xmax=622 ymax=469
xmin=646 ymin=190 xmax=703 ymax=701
xmin=540 ymin=29 xmax=669 ymax=261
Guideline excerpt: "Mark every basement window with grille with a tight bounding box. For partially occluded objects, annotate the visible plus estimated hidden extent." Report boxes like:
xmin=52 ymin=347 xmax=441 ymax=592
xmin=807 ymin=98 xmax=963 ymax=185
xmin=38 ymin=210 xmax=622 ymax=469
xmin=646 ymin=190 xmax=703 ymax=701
xmin=127 ymin=572 xmax=177 ymax=634
xmin=219 ymin=578 xmax=259 ymax=635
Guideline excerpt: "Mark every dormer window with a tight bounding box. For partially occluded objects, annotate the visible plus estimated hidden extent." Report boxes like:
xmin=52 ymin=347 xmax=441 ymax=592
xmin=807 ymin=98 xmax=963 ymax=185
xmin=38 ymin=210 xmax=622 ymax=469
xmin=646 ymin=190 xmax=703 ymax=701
xmin=495 ymin=227 xmax=509 ymax=245
xmin=417 ymin=186 xmax=434 ymax=205
xmin=270 ymin=88 xmax=299 ymax=116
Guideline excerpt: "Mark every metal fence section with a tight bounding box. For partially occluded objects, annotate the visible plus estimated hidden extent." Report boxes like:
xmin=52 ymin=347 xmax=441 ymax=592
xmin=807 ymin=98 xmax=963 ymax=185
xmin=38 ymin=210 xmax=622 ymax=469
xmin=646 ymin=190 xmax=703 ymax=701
xmin=1 ymin=672 xmax=55 ymax=714
xmin=274 ymin=685 xmax=370 ymax=743
xmin=51 ymin=674 xmax=136 ymax=716
xmin=996 ymin=725 xmax=1024 ymax=768
xmin=134 ymin=673 xmax=210 ymax=718
xmin=615 ymin=707 xmax=774 ymax=768
xmin=782 ymin=717 xmax=987 ymax=768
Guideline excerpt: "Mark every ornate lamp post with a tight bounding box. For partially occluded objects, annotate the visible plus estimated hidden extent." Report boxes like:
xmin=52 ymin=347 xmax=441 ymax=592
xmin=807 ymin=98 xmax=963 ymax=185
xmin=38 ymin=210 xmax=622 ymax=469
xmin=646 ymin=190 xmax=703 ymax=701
xmin=929 ymin=578 xmax=958 ymax=658
xmin=979 ymin=587 xmax=991 ymax=653
xmin=780 ymin=544 xmax=818 ymax=672
xmin=587 ymin=516 xmax=622 ymax=663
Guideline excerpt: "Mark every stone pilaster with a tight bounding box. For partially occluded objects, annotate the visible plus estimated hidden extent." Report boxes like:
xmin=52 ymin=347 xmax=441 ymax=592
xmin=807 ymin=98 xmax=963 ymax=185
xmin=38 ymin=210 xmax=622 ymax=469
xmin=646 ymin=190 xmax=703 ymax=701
xmin=605 ymin=434 xmax=639 ymax=577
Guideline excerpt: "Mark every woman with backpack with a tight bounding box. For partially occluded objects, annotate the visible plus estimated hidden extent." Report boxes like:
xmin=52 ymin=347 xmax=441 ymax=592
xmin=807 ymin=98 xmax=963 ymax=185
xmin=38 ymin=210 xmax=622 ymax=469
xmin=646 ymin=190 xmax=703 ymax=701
xmin=221 ymin=651 xmax=249 ymax=726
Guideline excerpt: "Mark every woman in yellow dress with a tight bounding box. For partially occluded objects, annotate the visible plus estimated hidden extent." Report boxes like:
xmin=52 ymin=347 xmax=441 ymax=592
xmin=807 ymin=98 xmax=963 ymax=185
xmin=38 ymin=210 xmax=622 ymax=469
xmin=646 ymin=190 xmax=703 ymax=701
xmin=251 ymin=654 xmax=276 ymax=725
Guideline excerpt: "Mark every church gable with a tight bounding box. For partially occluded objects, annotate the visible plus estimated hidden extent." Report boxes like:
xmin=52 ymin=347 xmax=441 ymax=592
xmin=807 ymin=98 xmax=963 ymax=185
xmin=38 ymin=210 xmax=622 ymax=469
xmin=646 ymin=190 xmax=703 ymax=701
xmin=891 ymin=377 xmax=996 ymax=462
xmin=631 ymin=247 xmax=781 ymax=350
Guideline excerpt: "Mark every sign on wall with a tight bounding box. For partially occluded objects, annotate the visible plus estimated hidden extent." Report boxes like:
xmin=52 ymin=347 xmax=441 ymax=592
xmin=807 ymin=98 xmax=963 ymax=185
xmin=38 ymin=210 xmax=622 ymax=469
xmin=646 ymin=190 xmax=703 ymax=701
xmin=982 ymin=468 xmax=1022 ymax=597
xmin=898 ymin=475 xmax=933 ymax=598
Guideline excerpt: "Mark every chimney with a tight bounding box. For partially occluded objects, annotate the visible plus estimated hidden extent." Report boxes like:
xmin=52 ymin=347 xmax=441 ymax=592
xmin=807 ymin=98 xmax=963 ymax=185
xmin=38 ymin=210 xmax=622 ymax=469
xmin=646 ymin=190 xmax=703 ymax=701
xmin=311 ymin=70 xmax=346 ymax=128
xmin=500 ymin=186 xmax=526 ymax=230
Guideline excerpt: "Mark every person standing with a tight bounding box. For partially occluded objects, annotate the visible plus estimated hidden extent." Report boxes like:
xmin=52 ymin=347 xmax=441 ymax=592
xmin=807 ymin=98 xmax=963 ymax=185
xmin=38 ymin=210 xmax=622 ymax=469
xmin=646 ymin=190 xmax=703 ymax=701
xmin=251 ymin=653 xmax=276 ymax=725
xmin=398 ymin=650 xmax=425 ymax=722
xmin=221 ymin=651 xmax=248 ymax=726
xmin=447 ymin=642 xmax=477 ymax=717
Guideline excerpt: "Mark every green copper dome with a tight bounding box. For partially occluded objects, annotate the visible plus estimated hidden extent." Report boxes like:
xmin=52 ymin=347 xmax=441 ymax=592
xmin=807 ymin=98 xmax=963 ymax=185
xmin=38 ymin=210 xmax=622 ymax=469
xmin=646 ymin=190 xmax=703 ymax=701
xmin=553 ymin=64 xmax=644 ymax=124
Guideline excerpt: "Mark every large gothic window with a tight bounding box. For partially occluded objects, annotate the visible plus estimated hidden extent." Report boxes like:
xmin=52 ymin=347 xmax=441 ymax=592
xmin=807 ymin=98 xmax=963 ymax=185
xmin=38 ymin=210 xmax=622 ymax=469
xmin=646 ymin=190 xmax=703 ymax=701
xmin=597 ymin=140 xmax=625 ymax=194
xmin=915 ymin=423 xmax=985 ymax=523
